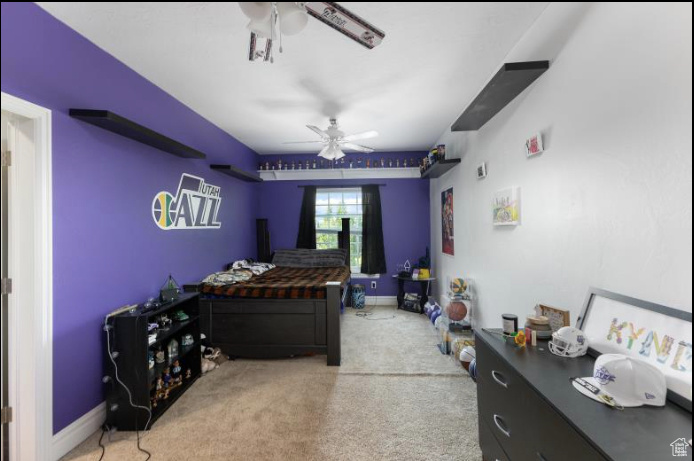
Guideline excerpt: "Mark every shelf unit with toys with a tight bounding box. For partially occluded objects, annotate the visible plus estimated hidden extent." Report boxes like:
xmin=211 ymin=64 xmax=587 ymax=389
xmin=103 ymin=293 xmax=202 ymax=431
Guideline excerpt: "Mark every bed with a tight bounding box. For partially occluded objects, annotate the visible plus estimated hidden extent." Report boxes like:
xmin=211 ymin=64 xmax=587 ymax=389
xmin=196 ymin=218 xmax=351 ymax=366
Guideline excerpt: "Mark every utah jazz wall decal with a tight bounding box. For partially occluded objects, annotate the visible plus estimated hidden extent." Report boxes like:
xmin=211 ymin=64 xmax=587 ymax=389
xmin=152 ymin=174 xmax=222 ymax=230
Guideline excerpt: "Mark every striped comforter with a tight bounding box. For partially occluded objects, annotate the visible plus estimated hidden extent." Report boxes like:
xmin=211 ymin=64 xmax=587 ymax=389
xmin=201 ymin=266 xmax=350 ymax=299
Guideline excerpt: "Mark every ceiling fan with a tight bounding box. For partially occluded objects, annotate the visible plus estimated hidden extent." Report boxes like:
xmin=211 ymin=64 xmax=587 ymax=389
xmin=284 ymin=118 xmax=378 ymax=159
xmin=239 ymin=2 xmax=385 ymax=62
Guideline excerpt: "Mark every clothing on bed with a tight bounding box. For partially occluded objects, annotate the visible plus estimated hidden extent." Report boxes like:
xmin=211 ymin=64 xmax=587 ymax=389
xmin=203 ymin=259 xmax=276 ymax=287
xmin=201 ymin=265 xmax=350 ymax=299
xmin=272 ymin=248 xmax=347 ymax=268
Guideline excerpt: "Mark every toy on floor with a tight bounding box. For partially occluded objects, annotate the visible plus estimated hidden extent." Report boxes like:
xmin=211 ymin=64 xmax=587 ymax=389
xmin=201 ymin=346 xmax=230 ymax=374
xmin=459 ymin=346 xmax=476 ymax=372
xmin=468 ymin=358 xmax=478 ymax=382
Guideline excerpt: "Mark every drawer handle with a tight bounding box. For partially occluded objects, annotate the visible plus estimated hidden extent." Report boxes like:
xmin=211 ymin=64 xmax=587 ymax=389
xmin=493 ymin=414 xmax=511 ymax=438
xmin=491 ymin=370 xmax=508 ymax=388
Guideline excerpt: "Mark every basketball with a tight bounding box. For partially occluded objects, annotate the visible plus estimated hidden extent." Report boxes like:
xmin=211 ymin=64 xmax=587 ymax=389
xmin=450 ymin=278 xmax=467 ymax=294
xmin=445 ymin=300 xmax=468 ymax=322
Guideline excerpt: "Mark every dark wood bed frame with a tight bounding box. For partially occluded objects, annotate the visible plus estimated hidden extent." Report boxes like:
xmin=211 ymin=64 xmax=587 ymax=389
xmin=198 ymin=218 xmax=351 ymax=366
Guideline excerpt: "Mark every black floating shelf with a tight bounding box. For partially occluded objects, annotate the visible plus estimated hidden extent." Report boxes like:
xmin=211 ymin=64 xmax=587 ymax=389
xmin=210 ymin=164 xmax=263 ymax=183
xmin=451 ymin=61 xmax=549 ymax=132
xmin=69 ymin=109 xmax=207 ymax=159
xmin=421 ymin=158 xmax=461 ymax=179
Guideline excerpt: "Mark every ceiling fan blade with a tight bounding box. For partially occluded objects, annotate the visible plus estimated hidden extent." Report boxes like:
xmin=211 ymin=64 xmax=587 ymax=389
xmin=342 ymin=130 xmax=378 ymax=142
xmin=317 ymin=145 xmax=330 ymax=158
xmin=304 ymin=2 xmax=385 ymax=49
xmin=282 ymin=140 xmax=326 ymax=144
xmin=341 ymin=142 xmax=374 ymax=153
xmin=307 ymin=125 xmax=329 ymax=138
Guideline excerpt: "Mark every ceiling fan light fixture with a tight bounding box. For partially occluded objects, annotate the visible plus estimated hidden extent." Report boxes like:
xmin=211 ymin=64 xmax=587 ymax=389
xmin=276 ymin=2 xmax=308 ymax=36
xmin=239 ymin=2 xmax=273 ymax=21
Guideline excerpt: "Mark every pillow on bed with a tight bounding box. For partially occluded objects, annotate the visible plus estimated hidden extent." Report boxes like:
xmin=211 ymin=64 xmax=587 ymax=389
xmin=272 ymin=249 xmax=347 ymax=267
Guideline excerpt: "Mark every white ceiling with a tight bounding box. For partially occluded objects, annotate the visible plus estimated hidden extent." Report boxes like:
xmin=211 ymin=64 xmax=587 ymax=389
xmin=37 ymin=2 xmax=548 ymax=155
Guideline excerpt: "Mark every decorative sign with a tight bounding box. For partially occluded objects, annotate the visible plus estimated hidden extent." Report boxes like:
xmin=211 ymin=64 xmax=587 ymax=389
xmin=525 ymin=132 xmax=544 ymax=157
xmin=477 ymin=162 xmax=487 ymax=179
xmin=152 ymin=174 xmax=222 ymax=230
xmin=578 ymin=288 xmax=692 ymax=408
xmin=441 ymin=188 xmax=454 ymax=255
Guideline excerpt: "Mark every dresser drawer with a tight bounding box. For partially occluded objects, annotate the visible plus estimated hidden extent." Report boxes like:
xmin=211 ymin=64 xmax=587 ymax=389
xmin=479 ymin=416 xmax=510 ymax=461
xmin=522 ymin=387 xmax=605 ymax=461
xmin=477 ymin=340 xmax=536 ymax=460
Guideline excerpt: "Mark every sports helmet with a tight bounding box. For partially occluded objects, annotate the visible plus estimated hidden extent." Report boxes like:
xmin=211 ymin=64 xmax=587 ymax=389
xmin=549 ymin=326 xmax=589 ymax=358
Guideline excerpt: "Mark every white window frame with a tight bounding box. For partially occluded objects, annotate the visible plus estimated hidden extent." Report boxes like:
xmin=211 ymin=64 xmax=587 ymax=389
xmin=315 ymin=187 xmax=379 ymax=277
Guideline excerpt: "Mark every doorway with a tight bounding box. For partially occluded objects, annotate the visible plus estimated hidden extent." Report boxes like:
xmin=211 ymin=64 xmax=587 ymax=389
xmin=1 ymin=94 xmax=53 ymax=461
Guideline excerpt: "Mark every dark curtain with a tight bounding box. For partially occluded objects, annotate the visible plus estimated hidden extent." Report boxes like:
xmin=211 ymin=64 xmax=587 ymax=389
xmin=296 ymin=186 xmax=317 ymax=249
xmin=361 ymin=185 xmax=387 ymax=274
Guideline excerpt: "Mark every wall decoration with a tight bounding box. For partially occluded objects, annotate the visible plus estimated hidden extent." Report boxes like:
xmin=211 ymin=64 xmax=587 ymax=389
xmin=493 ymin=187 xmax=520 ymax=226
xmin=525 ymin=132 xmax=544 ymax=157
xmin=578 ymin=288 xmax=692 ymax=410
xmin=477 ymin=162 xmax=487 ymax=179
xmin=441 ymin=188 xmax=454 ymax=255
xmin=536 ymin=304 xmax=570 ymax=332
xmin=152 ymin=173 xmax=222 ymax=230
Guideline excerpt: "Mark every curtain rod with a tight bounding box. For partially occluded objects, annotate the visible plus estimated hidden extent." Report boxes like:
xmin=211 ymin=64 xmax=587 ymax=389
xmin=297 ymin=184 xmax=385 ymax=188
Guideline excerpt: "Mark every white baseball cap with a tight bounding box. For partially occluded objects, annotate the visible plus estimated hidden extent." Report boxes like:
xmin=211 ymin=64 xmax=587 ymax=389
xmin=571 ymin=354 xmax=667 ymax=408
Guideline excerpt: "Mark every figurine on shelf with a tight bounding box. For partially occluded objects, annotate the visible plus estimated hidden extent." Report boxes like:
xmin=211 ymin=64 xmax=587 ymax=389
xmin=349 ymin=158 xmax=354 ymax=169
xmin=396 ymin=158 xmax=400 ymax=168
xmin=156 ymin=376 xmax=164 ymax=392
xmin=278 ymin=159 xmax=282 ymax=170
xmin=366 ymin=158 xmax=371 ymax=168
xmin=185 ymin=369 xmax=192 ymax=380
xmin=304 ymin=160 xmax=309 ymax=170
xmin=258 ymin=162 xmax=264 ymax=171
xmin=163 ymin=367 xmax=172 ymax=388
xmin=172 ymin=359 xmax=182 ymax=376
xmin=388 ymin=158 xmax=394 ymax=168
xmin=340 ymin=158 xmax=345 ymax=168
xmin=155 ymin=348 xmax=165 ymax=364
xmin=312 ymin=159 xmax=317 ymax=169
xmin=381 ymin=157 xmax=385 ymax=168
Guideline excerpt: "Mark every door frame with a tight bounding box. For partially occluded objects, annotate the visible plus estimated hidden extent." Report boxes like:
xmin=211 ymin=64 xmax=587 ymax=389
xmin=1 ymin=92 xmax=53 ymax=461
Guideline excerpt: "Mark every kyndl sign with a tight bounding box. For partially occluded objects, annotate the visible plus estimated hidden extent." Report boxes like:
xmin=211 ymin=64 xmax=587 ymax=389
xmin=152 ymin=174 xmax=222 ymax=230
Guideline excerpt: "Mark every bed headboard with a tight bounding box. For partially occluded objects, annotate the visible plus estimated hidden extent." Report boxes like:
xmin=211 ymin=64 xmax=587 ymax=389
xmin=256 ymin=217 xmax=351 ymax=266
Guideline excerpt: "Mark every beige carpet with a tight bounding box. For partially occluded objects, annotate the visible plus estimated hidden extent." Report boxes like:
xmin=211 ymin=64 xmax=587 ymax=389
xmin=62 ymin=305 xmax=481 ymax=461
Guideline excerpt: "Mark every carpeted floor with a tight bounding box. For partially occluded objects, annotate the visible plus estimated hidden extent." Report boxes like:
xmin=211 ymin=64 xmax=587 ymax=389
xmin=62 ymin=305 xmax=481 ymax=461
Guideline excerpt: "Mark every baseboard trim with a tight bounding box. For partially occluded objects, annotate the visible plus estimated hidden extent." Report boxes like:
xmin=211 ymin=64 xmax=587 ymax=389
xmin=52 ymin=401 xmax=105 ymax=461
xmin=364 ymin=296 xmax=397 ymax=306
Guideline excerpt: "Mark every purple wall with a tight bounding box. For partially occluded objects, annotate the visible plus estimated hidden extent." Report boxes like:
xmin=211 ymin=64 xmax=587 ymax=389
xmin=257 ymin=152 xmax=431 ymax=296
xmin=1 ymin=3 xmax=260 ymax=433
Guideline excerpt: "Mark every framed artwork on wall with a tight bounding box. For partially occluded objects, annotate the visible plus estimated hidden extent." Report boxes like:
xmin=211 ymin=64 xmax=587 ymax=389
xmin=493 ymin=187 xmax=520 ymax=226
xmin=577 ymin=287 xmax=692 ymax=411
xmin=441 ymin=188 xmax=454 ymax=255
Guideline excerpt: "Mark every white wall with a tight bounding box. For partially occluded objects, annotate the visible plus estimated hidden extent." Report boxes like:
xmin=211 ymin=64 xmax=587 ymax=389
xmin=430 ymin=2 xmax=693 ymax=329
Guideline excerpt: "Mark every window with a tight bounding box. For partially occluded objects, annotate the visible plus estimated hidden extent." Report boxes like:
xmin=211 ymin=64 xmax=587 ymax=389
xmin=315 ymin=188 xmax=363 ymax=272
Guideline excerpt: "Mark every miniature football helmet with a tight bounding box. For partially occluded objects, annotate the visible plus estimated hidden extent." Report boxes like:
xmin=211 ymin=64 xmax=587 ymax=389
xmin=549 ymin=326 xmax=589 ymax=358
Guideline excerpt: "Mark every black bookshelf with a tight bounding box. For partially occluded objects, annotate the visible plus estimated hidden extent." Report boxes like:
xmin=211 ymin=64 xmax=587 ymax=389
xmin=210 ymin=164 xmax=263 ymax=182
xmin=451 ymin=61 xmax=549 ymax=131
xmin=421 ymin=158 xmax=461 ymax=179
xmin=69 ymin=109 xmax=207 ymax=159
xmin=104 ymin=293 xmax=201 ymax=430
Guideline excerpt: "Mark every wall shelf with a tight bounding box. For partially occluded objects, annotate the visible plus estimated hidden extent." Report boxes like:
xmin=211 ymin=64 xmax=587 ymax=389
xmin=420 ymin=159 xmax=460 ymax=179
xmin=451 ymin=61 xmax=549 ymax=132
xmin=69 ymin=109 xmax=207 ymax=159
xmin=257 ymin=167 xmax=420 ymax=181
xmin=210 ymin=164 xmax=263 ymax=182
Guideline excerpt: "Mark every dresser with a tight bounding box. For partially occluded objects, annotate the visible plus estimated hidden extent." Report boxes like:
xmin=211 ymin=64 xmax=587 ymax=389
xmin=475 ymin=329 xmax=692 ymax=461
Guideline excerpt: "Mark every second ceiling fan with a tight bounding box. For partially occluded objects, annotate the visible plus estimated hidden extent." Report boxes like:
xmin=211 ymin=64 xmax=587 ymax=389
xmin=284 ymin=118 xmax=378 ymax=159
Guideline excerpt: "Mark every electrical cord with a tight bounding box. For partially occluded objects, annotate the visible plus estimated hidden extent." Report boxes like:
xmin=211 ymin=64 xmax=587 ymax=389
xmin=104 ymin=317 xmax=152 ymax=460
xmin=354 ymin=285 xmax=395 ymax=320
xmin=97 ymin=427 xmax=106 ymax=461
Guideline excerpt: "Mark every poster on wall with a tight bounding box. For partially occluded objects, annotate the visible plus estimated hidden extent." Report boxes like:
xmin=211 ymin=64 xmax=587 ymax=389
xmin=493 ymin=187 xmax=520 ymax=226
xmin=152 ymin=173 xmax=222 ymax=230
xmin=441 ymin=188 xmax=454 ymax=255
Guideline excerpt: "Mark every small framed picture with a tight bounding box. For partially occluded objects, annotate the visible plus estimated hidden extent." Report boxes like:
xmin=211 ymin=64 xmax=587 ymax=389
xmin=477 ymin=162 xmax=487 ymax=179
xmin=525 ymin=133 xmax=544 ymax=157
